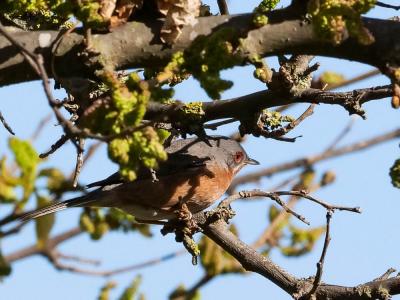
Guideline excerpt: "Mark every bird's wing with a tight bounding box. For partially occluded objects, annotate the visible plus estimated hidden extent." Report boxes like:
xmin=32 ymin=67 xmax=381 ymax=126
xmin=86 ymin=152 xmax=211 ymax=188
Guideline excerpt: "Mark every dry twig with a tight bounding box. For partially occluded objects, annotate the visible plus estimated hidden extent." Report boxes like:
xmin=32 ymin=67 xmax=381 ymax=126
xmin=0 ymin=109 xmax=15 ymax=135
xmin=308 ymin=210 xmax=333 ymax=297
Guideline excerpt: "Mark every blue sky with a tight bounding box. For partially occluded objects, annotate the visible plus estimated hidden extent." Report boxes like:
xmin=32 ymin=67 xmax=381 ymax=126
xmin=1 ymin=1 xmax=399 ymax=299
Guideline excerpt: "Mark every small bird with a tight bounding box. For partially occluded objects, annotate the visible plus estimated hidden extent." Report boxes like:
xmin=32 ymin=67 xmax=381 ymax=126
xmin=20 ymin=136 xmax=259 ymax=222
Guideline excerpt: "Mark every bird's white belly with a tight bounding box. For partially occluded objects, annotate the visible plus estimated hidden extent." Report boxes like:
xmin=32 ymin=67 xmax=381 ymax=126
xmin=121 ymin=204 xmax=175 ymax=221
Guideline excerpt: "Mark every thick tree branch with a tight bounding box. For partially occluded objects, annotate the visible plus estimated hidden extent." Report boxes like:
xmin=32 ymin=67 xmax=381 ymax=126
xmin=0 ymin=13 xmax=399 ymax=87
xmin=195 ymin=213 xmax=400 ymax=299
xmin=144 ymin=85 xmax=392 ymax=123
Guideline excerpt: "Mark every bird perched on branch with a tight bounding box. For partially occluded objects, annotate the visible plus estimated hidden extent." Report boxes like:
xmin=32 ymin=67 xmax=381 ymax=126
xmin=20 ymin=136 xmax=259 ymax=223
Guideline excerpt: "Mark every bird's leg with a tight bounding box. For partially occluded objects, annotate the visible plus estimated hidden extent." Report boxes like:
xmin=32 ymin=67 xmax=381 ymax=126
xmin=174 ymin=202 xmax=201 ymax=233
xmin=160 ymin=201 xmax=202 ymax=265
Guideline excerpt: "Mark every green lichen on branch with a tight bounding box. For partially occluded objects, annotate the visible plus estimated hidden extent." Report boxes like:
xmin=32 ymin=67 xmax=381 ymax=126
xmin=0 ymin=0 xmax=111 ymax=30
xmin=356 ymin=285 xmax=372 ymax=298
xmin=150 ymin=51 xmax=191 ymax=87
xmin=108 ymin=129 xmax=167 ymax=180
xmin=389 ymin=158 xmax=400 ymax=188
xmin=0 ymin=0 xmax=73 ymax=29
xmin=74 ymin=1 xmax=106 ymax=28
xmin=147 ymin=29 xmax=245 ymax=100
xmin=173 ymin=102 xmax=206 ymax=135
xmin=252 ymin=0 xmax=280 ymax=27
xmin=183 ymin=28 xmax=243 ymax=99
xmin=307 ymin=0 xmax=376 ymax=45
xmin=84 ymin=71 xmax=167 ymax=181
xmin=181 ymin=102 xmax=204 ymax=120
xmin=260 ymin=110 xmax=295 ymax=131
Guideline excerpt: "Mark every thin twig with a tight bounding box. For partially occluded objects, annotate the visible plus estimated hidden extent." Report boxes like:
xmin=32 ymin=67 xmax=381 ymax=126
xmin=251 ymin=177 xmax=328 ymax=249
xmin=219 ymin=190 xmax=310 ymax=225
xmin=252 ymin=194 xmax=299 ymax=249
xmin=5 ymin=227 xmax=82 ymax=263
xmin=204 ymin=118 xmax=237 ymax=130
xmin=309 ymin=210 xmax=333 ymax=296
xmin=274 ymin=191 xmax=361 ymax=213
xmin=217 ymin=0 xmax=229 ymax=15
xmin=67 ymin=141 xmax=102 ymax=181
xmin=45 ymin=249 xmax=106 ymax=276
xmin=72 ymin=138 xmax=85 ymax=187
xmin=30 ymin=113 xmax=52 ymax=142
xmin=176 ymin=274 xmax=215 ymax=299
xmin=229 ymin=127 xmax=400 ymax=191
xmin=0 ymin=222 xmax=25 ymax=238
xmin=0 ymin=110 xmax=15 ymax=135
xmin=55 ymin=250 xmax=101 ymax=266
xmin=373 ymin=268 xmax=397 ymax=281
xmin=97 ymin=249 xmax=187 ymax=277
xmin=264 ymin=104 xmax=315 ymax=139
xmin=376 ymin=1 xmax=400 ymax=10
xmin=5 ymin=222 xmax=186 ymax=276
xmin=39 ymin=134 xmax=69 ymax=158
xmin=324 ymin=117 xmax=355 ymax=152
xmin=22 ymin=245 xmax=186 ymax=277
xmin=325 ymin=69 xmax=380 ymax=90
xmin=269 ymin=174 xmax=301 ymax=191
xmin=82 ymin=141 xmax=101 ymax=163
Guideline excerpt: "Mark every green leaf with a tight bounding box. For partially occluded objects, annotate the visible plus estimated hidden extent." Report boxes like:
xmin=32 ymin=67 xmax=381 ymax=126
xmin=38 ymin=167 xmax=68 ymax=194
xmin=8 ymin=137 xmax=39 ymax=175
xmin=268 ymin=205 xmax=280 ymax=222
xmin=0 ymin=180 xmax=17 ymax=203
xmin=0 ymin=157 xmax=18 ymax=203
xmin=119 ymin=275 xmax=142 ymax=300
xmin=280 ymin=225 xmax=325 ymax=257
xmin=319 ymin=71 xmax=345 ymax=86
xmin=35 ymin=195 xmax=55 ymax=248
xmin=8 ymin=137 xmax=40 ymax=204
xmin=104 ymin=208 xmax=152 ymax=237
xmin=98 ymin=281 xmax=117 ymax=300
xmin=298 ymin=169 xmax=316 ymax=189
xmin=389 ymin=158 xmax=400 ymax=188
xmin=80 ymin=209 xmax=110 ymax=240
xmin=169 ymin=284 xmax=201 ymax=300
xmin=267 ymin=205 xmax=288 ymax=239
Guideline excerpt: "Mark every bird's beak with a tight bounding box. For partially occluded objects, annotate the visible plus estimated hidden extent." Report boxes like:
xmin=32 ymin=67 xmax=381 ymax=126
xmin=245 ymin=157 xmax=260 ymax=165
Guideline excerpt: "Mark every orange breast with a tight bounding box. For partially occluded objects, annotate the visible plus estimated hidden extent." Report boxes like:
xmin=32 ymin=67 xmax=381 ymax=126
xmin=105 ymin=162 xmax=233 ymax=214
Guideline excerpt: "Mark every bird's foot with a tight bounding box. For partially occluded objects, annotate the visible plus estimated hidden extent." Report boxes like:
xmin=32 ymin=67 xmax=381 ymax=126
xmin=160 ymin=203 xmax=201 ymax=265
xmin=174 ymin=202 xmax=201 ymax=234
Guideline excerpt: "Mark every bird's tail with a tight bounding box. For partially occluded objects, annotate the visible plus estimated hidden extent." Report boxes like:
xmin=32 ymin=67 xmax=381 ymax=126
xmin=18 ymin=193 xmax=99 ymax=222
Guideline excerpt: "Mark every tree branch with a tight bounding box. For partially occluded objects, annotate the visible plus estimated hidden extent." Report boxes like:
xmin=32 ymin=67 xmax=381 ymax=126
xmin=0 ymin=109 xmax=15 ymax=135
xmin=144 ymin=84 xmax=391 ymax=123
xmin=229 ymin=127 xmax=400 ymax=191
xmin=5 ymin=227 xmax=82 ymax=263
xmin=195 ymin=213 xmax=400 ymax=299
xmin=0 ymin=14 xmax=399 ymax=87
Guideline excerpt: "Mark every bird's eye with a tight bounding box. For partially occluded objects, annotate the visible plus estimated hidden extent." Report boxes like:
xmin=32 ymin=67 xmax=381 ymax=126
xmin=234 ymin=151 xmax=244 ymax=163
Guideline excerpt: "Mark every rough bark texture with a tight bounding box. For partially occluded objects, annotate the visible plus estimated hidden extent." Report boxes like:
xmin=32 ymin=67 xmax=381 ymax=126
xmin=1 ymin=13 xmax=399 ymax=87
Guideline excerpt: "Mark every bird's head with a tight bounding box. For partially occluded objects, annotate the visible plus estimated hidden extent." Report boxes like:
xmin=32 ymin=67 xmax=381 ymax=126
xmin=212 ymin=137 xmax=259 ymax=175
